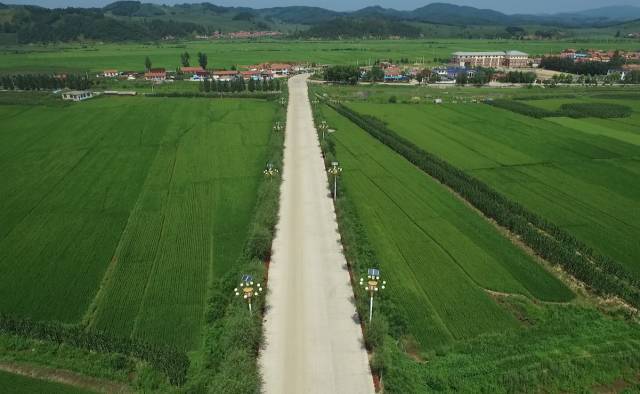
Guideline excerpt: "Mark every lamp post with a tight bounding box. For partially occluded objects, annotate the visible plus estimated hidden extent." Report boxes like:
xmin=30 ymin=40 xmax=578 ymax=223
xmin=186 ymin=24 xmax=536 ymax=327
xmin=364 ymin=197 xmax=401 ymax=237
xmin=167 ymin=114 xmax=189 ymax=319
xmin=263 ymin=162 xmax=279 ymax=181
xmin=234 ymin=274 xmax=262 ymax=314
xmin=360 ymin=268 xmax=385 ymax=322
xmin=327 ymin=161 xmax=342 ymax=201
xmin=273 ymin=121 xmax=284 ymax=132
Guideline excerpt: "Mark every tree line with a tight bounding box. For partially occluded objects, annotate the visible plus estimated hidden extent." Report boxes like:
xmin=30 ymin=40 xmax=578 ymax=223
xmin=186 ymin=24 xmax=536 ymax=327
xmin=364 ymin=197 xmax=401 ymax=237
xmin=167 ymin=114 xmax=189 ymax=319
xmin=0 ymin=314 xmax=189 ymax=386
xmin=199 ymin=77 xmax=282 ymax=93
xmin=0 ymin=73 xmax=92 ymax=91
xmin=329 ymin=102 xmax=640 ymax=309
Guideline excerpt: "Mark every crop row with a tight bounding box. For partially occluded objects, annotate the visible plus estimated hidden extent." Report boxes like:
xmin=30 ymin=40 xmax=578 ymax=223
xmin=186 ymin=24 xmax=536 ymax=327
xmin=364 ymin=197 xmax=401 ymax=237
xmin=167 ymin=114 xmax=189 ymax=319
xmin=0 ymin=314 xmax=189 ymax=385
xmin=329 ymin=102 xmax=640 ymax=308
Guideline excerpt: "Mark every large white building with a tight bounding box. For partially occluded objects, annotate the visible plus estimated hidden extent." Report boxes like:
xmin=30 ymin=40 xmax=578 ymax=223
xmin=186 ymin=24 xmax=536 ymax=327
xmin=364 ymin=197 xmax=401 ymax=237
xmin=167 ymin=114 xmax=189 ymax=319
xmin=452 ymin=51 xmax=529 ymax=68
xmin=61 ymin=90 xmax=93 ymax=101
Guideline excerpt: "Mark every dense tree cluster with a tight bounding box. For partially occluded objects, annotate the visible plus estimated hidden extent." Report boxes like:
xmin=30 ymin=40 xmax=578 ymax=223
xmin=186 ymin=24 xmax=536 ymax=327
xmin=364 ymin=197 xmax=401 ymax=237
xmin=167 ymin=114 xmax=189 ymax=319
xmin=0 ymin=314 xmax=189 ymax=385
xmin=331 ymin=103 xmax=640 ymax=309
xmin=499 ymin=71 xmax=536 ymax=83
xmin=323 ymin=65 xmax=360 ymax=85
xmin=0 ymin=73 xmax=92 ymax=90
xmin=539 ymin=55 xmax=625 ymax=76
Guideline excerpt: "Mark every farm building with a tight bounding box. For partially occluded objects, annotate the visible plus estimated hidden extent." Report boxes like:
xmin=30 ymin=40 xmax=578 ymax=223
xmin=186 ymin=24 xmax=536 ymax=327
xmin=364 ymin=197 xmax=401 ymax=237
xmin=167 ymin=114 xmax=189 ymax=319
xmin=452 ymin=51 xmax=529 ymax=68
xmin=103 ymin=69 xmax=118 ymax=77
xmin=61 ymin=90 xmax=93 ymax=101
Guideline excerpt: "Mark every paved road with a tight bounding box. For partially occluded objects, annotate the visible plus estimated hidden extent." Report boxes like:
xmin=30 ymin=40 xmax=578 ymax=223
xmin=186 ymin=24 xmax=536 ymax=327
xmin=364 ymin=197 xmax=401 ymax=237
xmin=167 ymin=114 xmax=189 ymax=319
xmin=259 ymin=74 xmax=374 ymax=394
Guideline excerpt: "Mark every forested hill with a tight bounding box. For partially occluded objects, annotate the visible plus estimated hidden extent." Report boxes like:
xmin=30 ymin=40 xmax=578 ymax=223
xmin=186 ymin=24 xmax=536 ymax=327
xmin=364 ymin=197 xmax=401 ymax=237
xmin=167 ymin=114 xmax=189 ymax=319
xmin=0 ymin=1 xmax=639 ymax=43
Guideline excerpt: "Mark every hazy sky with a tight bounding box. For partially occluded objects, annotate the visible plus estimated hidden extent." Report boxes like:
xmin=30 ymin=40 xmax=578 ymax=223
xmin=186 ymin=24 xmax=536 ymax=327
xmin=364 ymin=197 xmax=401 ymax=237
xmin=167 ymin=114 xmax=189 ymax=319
xmin=7 ymin=0 xmax=638 ymax=14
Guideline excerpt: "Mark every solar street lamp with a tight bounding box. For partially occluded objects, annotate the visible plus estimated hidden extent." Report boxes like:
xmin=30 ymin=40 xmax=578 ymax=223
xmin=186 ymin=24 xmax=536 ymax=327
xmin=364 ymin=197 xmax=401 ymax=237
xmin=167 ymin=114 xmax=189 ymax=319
xmin=319 ymin=120 xmax=328 ymax=141
xmin=234 ymin=274 xmax=262 ymax=314
xmin=263 ymin=162 xmax=279 ymax=181
xmin=360 ymin=268 xmax=386 ymax=322
xmin=280 ymin=97 xmax=287 ymax=106
xmin=327 ymin=161 xmax=342 ymax=201
xmin=273 ymin=121 xmax=284 ymax=132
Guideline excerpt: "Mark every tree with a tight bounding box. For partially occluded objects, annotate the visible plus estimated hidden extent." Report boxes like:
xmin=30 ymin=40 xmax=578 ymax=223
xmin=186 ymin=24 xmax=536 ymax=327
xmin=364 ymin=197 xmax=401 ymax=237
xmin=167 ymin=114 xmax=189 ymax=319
xmin=180 ymin=51 xmax=190 ymax=67
xmin=415 ymin=69 xmax=431 ymax=84
xmin=198 ymin=52 xmax=208 ymax=69
xmin=368 ymin=66 xmax=384 ymax=82
xmin=145 ymin=56 xmax=152 ymax=72
xmin=455 ymin=71 xmax=468 ymax=85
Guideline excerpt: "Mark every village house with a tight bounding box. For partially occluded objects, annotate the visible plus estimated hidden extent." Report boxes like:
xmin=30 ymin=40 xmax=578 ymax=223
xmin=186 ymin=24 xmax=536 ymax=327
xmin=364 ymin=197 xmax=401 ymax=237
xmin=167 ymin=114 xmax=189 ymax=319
xmin=103 ymin=69 xmax=118 ymax=78
xmin=180 ymin=66 xmax=205 ymax=75
xmin=145 ymin=69 xmax=167 ymax=82
xmin=61 ymin=90 xmax=93 ymax=101
xmin=383 ymin=67 xmax=408 ymax=82
xmin=270 ymin=64 xmax=292 ymax=77
xmin=212 ymin=70 xmax=239 ymax=81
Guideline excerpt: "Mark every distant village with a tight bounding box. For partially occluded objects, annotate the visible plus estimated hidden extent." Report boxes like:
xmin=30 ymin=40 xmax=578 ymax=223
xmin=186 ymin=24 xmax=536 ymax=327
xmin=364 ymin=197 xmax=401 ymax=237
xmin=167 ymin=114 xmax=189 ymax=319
xmin=54 ymin=47 xmax=640 ymax=101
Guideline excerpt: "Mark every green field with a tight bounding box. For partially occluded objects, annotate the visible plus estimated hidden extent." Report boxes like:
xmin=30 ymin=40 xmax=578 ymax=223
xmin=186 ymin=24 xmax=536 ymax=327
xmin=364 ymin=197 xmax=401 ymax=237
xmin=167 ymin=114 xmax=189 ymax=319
xmin=0 ymin=95 xmax=277 ymax=350
xmin=0 ymin=370 xmax=89 ymax=394
xmin=318 ymin=103 xmax=572 ymax=347
xmin=1 ymin=38 xmax=639 ymax=73
xmin=339 ymin=96 xmax=640 ymax=279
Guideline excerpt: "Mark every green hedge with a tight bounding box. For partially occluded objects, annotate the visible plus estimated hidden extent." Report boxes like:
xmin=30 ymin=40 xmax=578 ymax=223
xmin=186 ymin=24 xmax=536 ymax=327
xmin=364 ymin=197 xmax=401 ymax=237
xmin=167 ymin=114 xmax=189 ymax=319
xmin=488 ymin=99 xmax=634 ymax=119
xmin=329 ymin=102 xmax=640 ymax=309
xmin=560 ymin=103 xmax=632 ymax=118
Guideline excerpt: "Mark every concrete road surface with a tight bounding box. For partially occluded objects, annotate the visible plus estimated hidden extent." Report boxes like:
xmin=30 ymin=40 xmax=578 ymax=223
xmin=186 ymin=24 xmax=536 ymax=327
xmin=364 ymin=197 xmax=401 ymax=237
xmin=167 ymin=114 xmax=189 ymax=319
xmin=259 ymin=74 xmax=374 ymax=394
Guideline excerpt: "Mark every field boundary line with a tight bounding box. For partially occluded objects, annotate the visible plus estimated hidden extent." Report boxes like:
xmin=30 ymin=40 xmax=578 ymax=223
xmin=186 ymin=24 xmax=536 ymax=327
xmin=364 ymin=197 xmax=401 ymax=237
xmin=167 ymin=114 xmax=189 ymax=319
xmin=0 ymin=361 xmax=131 ymax=393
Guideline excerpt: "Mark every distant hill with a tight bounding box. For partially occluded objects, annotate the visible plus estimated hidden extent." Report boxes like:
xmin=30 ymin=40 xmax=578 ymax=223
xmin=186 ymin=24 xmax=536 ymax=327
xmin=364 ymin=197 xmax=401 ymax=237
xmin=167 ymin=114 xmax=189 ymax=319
xmin=409 ymin=3 xmax=513 ymax=25
xmin=572 ymin=5 xmax=640 ymax=21
xmin=1 ymin=1 xmax=639 ymax=43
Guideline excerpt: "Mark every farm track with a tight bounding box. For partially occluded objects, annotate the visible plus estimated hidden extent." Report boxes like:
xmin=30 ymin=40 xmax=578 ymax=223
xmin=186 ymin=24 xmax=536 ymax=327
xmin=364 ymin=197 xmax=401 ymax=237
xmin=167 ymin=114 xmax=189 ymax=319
xmin=259 ymin=74 xmax=374 ymax=394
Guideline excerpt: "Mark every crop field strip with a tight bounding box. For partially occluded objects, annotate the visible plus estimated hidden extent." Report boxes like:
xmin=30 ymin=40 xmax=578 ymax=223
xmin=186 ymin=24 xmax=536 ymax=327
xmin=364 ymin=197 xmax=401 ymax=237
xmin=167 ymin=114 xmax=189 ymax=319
xmin=346 ymin=101 xmax=640 ymax=279
xmin=0 ymin=97 xmax=277 ymax=351
xmin=318 ymin=104 xmax=572 ymax=348
xmin=2 ymin=39 xmax=640 ymax=73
